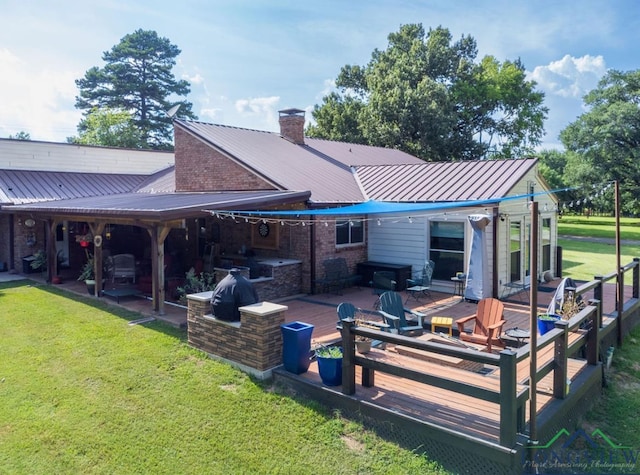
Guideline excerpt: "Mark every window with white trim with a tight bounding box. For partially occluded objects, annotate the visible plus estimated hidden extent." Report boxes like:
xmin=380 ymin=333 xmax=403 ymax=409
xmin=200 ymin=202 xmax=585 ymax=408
xmin=336 ymin=219 xmax=364 ymax=246
xmin=429 ymin=220 xmax=464 ymax=280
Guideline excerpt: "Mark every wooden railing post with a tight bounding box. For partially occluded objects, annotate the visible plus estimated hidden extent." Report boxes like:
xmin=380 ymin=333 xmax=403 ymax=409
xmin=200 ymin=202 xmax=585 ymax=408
xmin=553 ymin=320 xmax=569 ymax=399
xmin=586 ymin=303 xmax=600 ymax=366
xmin=633 ymin=258 xmax=640 ymax=299
xmin=340 ymin=319 xmax=356 ymax=395
xmin=499 ymin=349 xmax=518 ymax=447
xmin=593 ymin=275 xmax=603 ymax=305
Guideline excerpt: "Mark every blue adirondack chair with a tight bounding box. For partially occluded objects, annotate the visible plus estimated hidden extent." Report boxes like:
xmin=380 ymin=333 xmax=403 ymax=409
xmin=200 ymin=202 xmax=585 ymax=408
xmin=377 ymin=291 xmax=425 ymax=336
xmin=337 ymin=302 xmax=389 ymax=348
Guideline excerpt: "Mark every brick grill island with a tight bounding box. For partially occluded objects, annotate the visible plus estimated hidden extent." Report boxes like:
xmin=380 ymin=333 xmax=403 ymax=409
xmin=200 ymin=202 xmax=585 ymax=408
xmin=187 ymin=291 xmax=288 ymax=379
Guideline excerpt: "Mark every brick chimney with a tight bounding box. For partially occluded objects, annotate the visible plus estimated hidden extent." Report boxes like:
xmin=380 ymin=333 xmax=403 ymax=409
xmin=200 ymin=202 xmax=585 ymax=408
xmin=278 ymin=108 xmax=305 ymax=145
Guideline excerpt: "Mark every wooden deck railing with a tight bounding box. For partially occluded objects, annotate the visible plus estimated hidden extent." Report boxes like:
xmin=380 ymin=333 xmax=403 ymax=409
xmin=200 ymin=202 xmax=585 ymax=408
xmin=338 ymin=282 xmax=609 ymax=449
xmin=339 ymin=320 xmax=529 ymax=447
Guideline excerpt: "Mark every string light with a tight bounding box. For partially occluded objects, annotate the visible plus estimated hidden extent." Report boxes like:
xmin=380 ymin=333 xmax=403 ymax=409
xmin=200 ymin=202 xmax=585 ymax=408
xmin=206 ymin=182 xmax=614 ymax=226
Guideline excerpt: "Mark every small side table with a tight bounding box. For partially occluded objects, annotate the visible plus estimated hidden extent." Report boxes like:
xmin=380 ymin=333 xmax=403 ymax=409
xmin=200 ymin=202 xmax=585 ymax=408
xmin=451 ymin=276 xmax=465 ymax=296
xmin=504 ymin=328 xmax=530 ymax=347
xmin=431 ymin=316 xmax=453 ymax=336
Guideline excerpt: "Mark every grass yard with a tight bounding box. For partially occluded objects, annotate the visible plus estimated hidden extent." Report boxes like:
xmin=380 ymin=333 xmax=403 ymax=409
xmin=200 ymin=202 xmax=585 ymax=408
xmin=581 ymin=326 xmax=640 ymax=465
xmin=0 ymin=281 xmax=446 ymax=475
xmin=558 ymin=215 xmax=640 ymax=282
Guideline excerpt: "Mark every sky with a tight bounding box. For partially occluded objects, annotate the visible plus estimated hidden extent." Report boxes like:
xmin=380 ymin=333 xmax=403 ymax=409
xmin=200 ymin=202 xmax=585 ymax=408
xmin=0 ymin=0 xmax=638 ymax=150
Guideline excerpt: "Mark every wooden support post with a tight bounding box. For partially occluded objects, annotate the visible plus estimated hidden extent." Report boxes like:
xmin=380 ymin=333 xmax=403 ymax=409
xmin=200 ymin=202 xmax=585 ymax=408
xmin=499 ymin=349 xmax=517 ymax=448
xmin=46 ymin=219 xmax=57 ymax=283
xmin=586 ymin=302 xmax=600 ymax=366
xmin=340 ymin=319 xmax=356 ymax=395
xmin=633 ymin=258 xmax=640 ymax=299
xmin=88 ymin=222 xmax=106 ymax=297
xmin=594 ymin=276 xmax=603 ymax=324
xmin=553 ymin=320 xmax=569 ymax=399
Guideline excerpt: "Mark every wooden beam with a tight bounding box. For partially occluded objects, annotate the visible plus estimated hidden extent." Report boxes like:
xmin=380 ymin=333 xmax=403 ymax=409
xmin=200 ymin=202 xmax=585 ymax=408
xmin=87 ymin=222 xmax=106 ymax=297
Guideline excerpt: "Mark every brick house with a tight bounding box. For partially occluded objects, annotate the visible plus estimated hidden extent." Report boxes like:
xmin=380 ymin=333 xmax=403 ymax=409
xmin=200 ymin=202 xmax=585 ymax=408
xmin=0 ymin=108 xmax=558 ymax=312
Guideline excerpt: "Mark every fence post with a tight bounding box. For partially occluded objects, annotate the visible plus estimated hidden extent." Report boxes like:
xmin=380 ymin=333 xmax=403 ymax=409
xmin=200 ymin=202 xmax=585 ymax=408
xmin=499 ymin=349 xmax=518 ymax=447
xmin=553 ymin=320 xmax=569 ymax=399
xmin=340 ymin=319 xmax=356 ymax=395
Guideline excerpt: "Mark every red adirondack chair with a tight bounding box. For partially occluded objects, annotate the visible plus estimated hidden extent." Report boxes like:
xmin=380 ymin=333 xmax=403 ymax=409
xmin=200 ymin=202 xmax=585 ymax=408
xmin=455 ymin=298 xmax=506 ymax=352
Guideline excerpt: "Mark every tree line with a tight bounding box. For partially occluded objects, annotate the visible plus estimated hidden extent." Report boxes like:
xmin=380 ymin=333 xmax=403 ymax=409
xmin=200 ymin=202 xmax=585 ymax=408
xmin=6 ymin=25 xmax=637 ymax=214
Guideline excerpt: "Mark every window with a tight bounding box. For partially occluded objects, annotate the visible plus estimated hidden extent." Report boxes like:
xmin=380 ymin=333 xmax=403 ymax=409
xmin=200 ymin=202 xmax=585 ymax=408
xmin=542 ymin=218 xmax=551 ymax=272
xmin=510 ymin=222 xmax=521 ymax=282
xmin=429 ymin=221 xmax=464 ymax=280
xmin=336 ymin=219 xmax=364 ymax=246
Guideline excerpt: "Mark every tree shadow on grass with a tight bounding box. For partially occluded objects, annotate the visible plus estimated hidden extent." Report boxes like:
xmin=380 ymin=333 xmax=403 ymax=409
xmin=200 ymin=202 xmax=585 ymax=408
xmin=3 ymin=280 xmax=186 ymax=340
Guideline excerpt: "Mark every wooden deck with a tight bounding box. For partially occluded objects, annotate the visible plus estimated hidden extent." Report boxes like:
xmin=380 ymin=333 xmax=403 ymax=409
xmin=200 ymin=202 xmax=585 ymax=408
xmin=277 ymin=278 xmax=619 ymax=344
xmin=274 ymin=280 xmax=613 ymax=473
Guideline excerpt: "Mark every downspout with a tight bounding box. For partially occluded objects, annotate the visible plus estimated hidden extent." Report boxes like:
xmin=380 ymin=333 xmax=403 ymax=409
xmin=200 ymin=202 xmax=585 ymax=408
xmin=310 ymin=215 xmax=317 ymax=294
xmin=492 ymin=207 xmax=499 ymax=299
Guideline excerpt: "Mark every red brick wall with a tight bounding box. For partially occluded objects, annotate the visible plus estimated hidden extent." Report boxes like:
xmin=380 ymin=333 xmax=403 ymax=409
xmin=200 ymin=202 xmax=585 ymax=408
xmin=174 ymin=127 xmax=275 ymax=192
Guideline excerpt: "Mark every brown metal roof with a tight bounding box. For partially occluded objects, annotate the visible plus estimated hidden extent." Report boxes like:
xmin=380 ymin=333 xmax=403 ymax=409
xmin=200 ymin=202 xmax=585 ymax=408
xmin=354 ymin=159 xmax=538 ymax=202
xmin=0 ymin=169 xmax=149 ymax=205
xmin=2 ymin=190 xmax=311 ymax=221
xmin=175 ymin=120 xmax=423 ymax=204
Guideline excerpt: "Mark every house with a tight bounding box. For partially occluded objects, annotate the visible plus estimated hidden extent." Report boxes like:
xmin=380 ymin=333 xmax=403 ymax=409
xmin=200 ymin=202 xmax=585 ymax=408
xmin=0 ymin=108 xmax=558 ymax=313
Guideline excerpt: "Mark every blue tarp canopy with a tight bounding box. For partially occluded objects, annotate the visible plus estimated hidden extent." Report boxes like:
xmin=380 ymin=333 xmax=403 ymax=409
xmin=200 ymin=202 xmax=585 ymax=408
xmin=208 ymin=197 xmax=503 ymax=217
xmin=206 ymin=188 xmax=568 ymax=217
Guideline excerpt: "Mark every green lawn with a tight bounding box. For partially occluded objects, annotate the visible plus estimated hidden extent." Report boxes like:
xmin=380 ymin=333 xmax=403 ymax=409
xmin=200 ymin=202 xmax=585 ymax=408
xmin=0 ymin=281 xmax=446 ymax=475
xmin=558 ymin=215 xmax=640 ymax=282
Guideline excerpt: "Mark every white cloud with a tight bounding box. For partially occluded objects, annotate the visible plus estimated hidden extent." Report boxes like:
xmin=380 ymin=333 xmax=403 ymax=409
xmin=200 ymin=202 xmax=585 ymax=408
xmin=529 ymin=54 xmax=607 ymax=99
xmin=183 ymin=73 xmax=205 ymax=85
xmin=234 ymin=96 xmax=281 ymax=130
xmin=0 ymin=48 xmax=81 ymax=141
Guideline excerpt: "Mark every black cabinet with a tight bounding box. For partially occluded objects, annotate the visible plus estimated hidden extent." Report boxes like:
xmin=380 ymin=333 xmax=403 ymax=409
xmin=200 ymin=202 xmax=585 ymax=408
xmin=356 ymin=261 xmax=413 ymax=291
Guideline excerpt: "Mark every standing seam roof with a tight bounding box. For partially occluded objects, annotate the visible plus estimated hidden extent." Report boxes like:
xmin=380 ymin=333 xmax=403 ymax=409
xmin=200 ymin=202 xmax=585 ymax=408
xmin=175 ymin=120 xmax=424 ymax=203
xmin=355 ymin=159 xmax=538 ymax=202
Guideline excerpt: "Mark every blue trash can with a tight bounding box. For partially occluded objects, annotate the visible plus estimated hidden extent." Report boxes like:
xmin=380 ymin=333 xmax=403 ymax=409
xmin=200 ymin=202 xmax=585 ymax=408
xmin=281 ymin=321 xmax=314 ymax=374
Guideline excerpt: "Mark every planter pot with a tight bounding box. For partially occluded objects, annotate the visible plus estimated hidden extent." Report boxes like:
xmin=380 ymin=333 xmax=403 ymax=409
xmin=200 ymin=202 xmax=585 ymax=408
xmin=537 ymin=314 xmax=561 ymax=335
xmin=85 ymin=280 xmax=96 ymax=295
xmin=355 ymin=340 xmax=372 ymax=354
xmin=317 ymin=351 xmax=343 ymax=386
xmin=280 ymin=321 xmax=314 ymax=374
xmin=52 ymin=276 xmax=62 ymax=285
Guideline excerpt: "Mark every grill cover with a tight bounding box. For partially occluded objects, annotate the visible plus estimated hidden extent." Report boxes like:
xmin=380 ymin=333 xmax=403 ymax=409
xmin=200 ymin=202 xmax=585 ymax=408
xmin=210 ymin=268 xmax=259 ymax=321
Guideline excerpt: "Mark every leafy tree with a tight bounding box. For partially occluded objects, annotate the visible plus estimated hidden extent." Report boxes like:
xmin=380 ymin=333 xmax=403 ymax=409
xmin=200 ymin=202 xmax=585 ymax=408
xmin=560 ymin=70 xmax=640 ymax=215
xmin=307 ymin=24 xmax=547 ymax=161
xmin=67 ymin=108 xmax=143 ymax=148
xmin=75 ymin=29 xmax=196 ymax=150
xmin=8 ymin=131 xmax=30 ymax=140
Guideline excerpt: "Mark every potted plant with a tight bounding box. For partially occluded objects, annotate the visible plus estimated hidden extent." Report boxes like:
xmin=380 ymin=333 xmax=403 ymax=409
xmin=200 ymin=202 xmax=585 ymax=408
xmin=313 ymin=344 xmax=343 ymax=386
xmin=30 ymin=249 xmax=47 ymax=274
xmin=537 ymin=313 xmax=560 ymax=335
xmin=78 ymin=256 xmax=96 ymax=295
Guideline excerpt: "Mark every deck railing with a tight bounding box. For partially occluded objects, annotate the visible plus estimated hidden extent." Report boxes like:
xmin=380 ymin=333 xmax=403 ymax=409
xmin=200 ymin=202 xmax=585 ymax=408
xmin=336 ymin=256 xmax=640 ymax=450
xmin=339 ymin=320 xmax=527 ymax=447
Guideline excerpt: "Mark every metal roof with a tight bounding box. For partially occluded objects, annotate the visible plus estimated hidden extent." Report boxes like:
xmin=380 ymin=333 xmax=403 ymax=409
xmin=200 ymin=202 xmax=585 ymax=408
xmin=354 ymin=159 xmax=538 ymax=202
xmin=3 ymin=190 xmax=311 ymax=221
xmin=175 ymin=120 xmax=423 ymax=203
xmin=0 ymin=169 xmax=149 ymax=205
